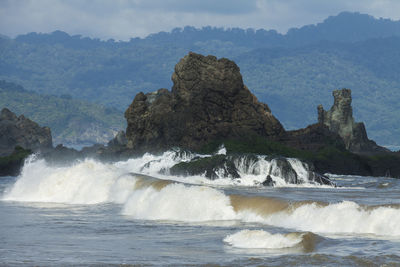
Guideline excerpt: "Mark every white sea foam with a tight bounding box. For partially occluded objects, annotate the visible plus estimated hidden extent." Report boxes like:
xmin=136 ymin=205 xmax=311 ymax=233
xmin=3 ymin=154 xmax=400 ymax=237
xmin=215 ymin=144 xmax=227 ymax=155
xmin=114 ymin=149 xmax=194 ymax=175
xmin=122 ymin=183 xmax=236 ymax=221
xmin=113 ymin=149 xmax=333 ymax=188
xmin=262 ymin=201 xmax=400 ymax=236
xmin=3 ymin=157 xmax=129 ymax=204
xmin=224 ymin=229 xmax=304 ymax=249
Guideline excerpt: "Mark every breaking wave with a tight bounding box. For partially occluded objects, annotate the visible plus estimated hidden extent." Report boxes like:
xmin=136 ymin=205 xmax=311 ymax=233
xmin=3 ymin=157 xmax=127 ymax=204
xmin=2 ymin=156 xmax=400 ymax=238
xmin=122 ymin=183 xmax=236 ymax=221
xmin=114 ymin=148 xmax=334 ymax=187
xmin=224 ymin=230 xmax=319 ymax=251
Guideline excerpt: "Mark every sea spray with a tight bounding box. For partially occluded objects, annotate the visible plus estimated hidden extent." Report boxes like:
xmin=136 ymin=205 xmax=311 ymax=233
xmin=3 ymin=158 xmax=127 ymax=204
xmin=115 ymin=149 xmax=196 ymax=176
xmin=229 ymin=195 xmax=400 ymax=236
xmin=3 ymin=153 xmax=400 ymax=237
xmin=122 ymin=183 xmax=237 ymax=221
xmin=215 ymin=144 xmax=227 ymax=155
xmin=224 ymin=229 xmax=319 ymax=251
xmin=121 ymin=186 xmax=400 ymax=236
xmin=287 ymin=158 xmax=309 ymax=182
xmin=262 ymin=200 xmax=400 ymax=236
xmin=114 ymin=149 xmax=334 ymax=187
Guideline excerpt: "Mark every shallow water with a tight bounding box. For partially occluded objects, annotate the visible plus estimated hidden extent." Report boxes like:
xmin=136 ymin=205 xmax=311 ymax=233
xmin=1 ymin=155 xmax=400 ymax=266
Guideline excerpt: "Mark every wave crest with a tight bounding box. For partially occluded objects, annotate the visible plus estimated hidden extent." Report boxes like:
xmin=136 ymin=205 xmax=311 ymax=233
xmin=2 ymin=157 xmax=400 ymax=237
xmin=224 ymin=229 xmax=319 ymax=252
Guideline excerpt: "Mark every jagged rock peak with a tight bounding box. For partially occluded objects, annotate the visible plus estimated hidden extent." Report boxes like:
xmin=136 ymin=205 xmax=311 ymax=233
xmin=318 ymin=89 xmax=387 ymax=153
xmin=0 ymin=108 xmax=53 ymax=156
xmin=318 ymin=89 xmax=352 ymax=127
xmin=0 ymin=108 xmax=18 ymax=121
xmin=125 ymin=52 xmax=285 ymax=152
xmin=171 ymin=52 xmax=246 ymax=101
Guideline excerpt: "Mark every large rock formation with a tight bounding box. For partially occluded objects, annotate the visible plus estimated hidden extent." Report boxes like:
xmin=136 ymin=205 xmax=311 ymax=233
xmin=125 ymin=52 xmax=284 ymax=152
xmin=282 ymin=123 xmax=346 ymax=152
xmin=318 ymin=89 xmax=388 ymax=154
xmin=0 ymin=108 xmax=53 ymax=156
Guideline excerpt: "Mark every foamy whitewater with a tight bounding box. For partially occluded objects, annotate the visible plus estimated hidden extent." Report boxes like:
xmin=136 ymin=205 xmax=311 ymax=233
xmin=224 ymin=230 xmax=309 ymax=249
xmin=1 ymin=151 xmax=400 ymax=266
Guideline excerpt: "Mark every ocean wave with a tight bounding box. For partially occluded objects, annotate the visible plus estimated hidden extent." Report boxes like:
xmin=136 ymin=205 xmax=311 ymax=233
xmin=122 ymin=183 xmax=236 ymax=221
xmin=2 ymin=156 xmax=400 ymax=237
xmin=224 ymin=229 xmax=319 ymax=252
xmin=3 ymin=157 xmax=127 ymax=204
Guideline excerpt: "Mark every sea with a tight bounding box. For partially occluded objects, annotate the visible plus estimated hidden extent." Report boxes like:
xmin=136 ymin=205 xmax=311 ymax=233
xmin=0 ymin=149 xmax=399 ymax=266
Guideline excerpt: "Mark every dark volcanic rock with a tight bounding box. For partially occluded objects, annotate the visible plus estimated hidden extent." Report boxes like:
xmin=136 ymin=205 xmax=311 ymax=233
xmin=168 ymin=153 xmax=335 ymax=186
xmin=0 ymin=108 xmax=52 ymax=156
xmin=262 ymin=175 xmax=276 ymax=186
xmin=169 ymin=154 xmax=240 ymax=180
xmin=0 ymin=146 xmax=32 ymax=176
xmin=308 ymin=172 xmax=336 ymax=186
xmin=108 ymin=130 xmax=128 ymax=147
xmin=318 ymin=89 xmax=388 ymax=154
xmin=268 ymin=157 xmax=336 ymax=186
xmin=283 ymin=123 xmax=346 ymax=152
xmin=269 ymin=157 xmax=299 ymax=184
xmin=125 ymin=52 xmax=284 ymax=153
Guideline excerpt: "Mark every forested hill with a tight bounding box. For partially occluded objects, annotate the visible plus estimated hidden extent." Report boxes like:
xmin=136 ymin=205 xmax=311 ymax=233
xmin=235 ymin=37 xmax=400 ymax=141
xmin=0 ymin=81 xmax=125 ymax=145
xmin=12 ymin=12 xmax=400 ymax=48
xmin=1 ymin=11 xmax=400 ymax=145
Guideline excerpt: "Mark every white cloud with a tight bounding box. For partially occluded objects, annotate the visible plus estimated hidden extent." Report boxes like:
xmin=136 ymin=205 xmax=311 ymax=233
xmin=0 ymin=0 xmax=399 ymax=40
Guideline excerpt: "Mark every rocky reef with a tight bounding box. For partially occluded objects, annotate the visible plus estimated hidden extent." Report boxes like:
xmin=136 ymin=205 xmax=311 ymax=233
xmin=0 ymin=108 xmax=52 ymax=156
xmin=317 ymin=89 xmax=388 ymax=154
xmin=125 ymin=52 xmax=284 ymax=153
xmin=169 ymin=153 xmax=335 ymax=186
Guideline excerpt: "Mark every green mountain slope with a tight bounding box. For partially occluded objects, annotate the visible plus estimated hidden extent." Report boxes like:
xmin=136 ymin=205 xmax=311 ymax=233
xmin=0 ymin=81 xmax=125 ymax=145
xmin=234 ymin=38 xmax=400 ymax=145
xmin=1 ymin=12 xmax=400 ymax=145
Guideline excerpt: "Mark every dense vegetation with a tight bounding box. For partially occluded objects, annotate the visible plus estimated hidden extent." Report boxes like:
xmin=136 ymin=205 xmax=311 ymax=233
xmin=236 ymin=38 xmax=400 ymax=142
xmin=1 ymin=12 xmax=399 ymax=145
xmin=0 ymin=146 xmax=32 ymax=176
xmin=0 ymin=81 xmax=125 ymax=145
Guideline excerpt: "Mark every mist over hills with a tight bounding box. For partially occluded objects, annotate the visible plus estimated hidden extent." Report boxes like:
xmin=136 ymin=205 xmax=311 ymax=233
xmin=0 ymin=81 xmax=124 ymax=145
xmin=1 ymin=11 xmax=399 ymax=145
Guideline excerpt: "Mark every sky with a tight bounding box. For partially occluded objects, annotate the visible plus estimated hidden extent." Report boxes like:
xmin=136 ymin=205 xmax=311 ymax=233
xmin=1 ymin=0 xmax=400 ymax=40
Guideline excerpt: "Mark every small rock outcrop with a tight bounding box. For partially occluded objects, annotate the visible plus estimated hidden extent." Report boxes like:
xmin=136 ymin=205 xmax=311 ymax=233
xmin=169 ymin=155 xmax=240 ymax=180
xmin=318 ymin=89 xmax=387 ymax=153
xmin=108 ymin=130 xmax=128 ymax=147
xmin=0 ymin=108 xmax=52 ymax=156
xmin=125 ymin=52 xmax=284 ymax=152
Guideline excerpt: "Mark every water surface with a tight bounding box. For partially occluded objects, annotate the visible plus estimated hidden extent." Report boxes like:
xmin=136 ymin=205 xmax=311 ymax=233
xmin=1 ymin=154 xmax=400 ymax=266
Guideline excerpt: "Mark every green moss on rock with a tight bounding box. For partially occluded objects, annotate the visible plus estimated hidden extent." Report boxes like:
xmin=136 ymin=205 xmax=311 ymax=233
xmin=0 ymin=146 xmax=32 ymax=176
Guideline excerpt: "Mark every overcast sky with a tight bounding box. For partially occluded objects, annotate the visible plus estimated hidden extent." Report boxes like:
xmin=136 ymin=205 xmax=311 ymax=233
xmin=1 ymin=0 xmax=400 ymax=40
